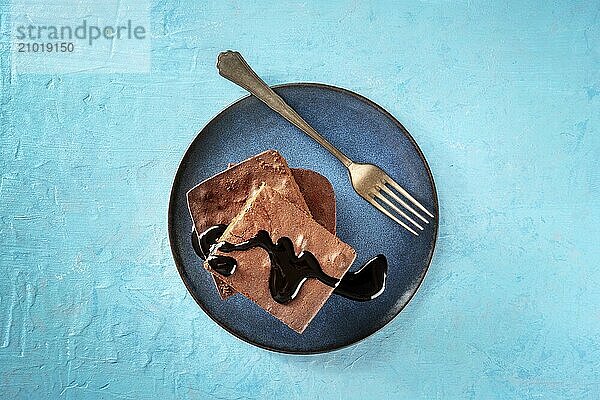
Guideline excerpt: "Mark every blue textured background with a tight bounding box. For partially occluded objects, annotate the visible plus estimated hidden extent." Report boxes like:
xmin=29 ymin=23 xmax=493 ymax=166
xmin=1 ymin=1 xmax=599 ymax=398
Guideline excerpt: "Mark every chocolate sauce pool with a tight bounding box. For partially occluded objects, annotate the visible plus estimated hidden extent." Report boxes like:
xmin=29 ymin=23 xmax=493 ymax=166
xmin=192 ymin=225 xmax=387 ymax=304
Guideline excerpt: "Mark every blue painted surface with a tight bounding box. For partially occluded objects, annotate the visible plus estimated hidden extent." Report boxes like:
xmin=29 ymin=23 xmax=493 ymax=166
xmin=170 ymin=84 xmax=437 ymax=353
xmin=0 ymin=0 xmax=599 ymax=398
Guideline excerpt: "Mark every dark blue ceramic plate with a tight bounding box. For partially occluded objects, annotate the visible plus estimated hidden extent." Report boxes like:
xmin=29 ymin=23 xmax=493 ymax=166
xmin=169 ymin=83 xmax=438 ymax=354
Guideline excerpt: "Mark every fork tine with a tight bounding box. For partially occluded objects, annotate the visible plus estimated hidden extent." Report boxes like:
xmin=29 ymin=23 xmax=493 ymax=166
xmin=367 ymin=195 xmax=419 ymax=236
xmin=379 ymin=185 xmax=429 ymax=224
xmin=384 ymin=176 xmax=435 ymax=218
xmin=373 ymin=190 xmax=424 ymax=230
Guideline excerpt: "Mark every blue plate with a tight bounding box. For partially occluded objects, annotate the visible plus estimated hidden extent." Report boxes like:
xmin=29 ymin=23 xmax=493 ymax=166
xmin=169 ymin=83 xmax=438 ymax=354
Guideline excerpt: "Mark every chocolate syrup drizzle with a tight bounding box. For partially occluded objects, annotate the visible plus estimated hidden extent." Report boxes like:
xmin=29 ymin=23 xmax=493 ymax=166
xmin=192 ymin=225 xmax=387 ymax=304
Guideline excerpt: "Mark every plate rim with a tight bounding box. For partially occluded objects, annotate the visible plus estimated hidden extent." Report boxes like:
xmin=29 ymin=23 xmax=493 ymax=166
xmin=168 ymin=82 xmax=439 ymax=355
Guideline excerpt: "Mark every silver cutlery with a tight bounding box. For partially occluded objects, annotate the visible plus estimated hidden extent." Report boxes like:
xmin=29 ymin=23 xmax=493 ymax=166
xmin=216 ymin=51 xmax=434 ymax=235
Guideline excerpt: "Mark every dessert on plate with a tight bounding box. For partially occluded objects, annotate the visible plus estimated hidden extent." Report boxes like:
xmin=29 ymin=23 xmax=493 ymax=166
xmin=206 ymin=184 xmax=355 ymax=333
xmin=187 ymin=149 xmax=385 ymax=333
xmin=211 ymin=163 xmax=337 ymax=300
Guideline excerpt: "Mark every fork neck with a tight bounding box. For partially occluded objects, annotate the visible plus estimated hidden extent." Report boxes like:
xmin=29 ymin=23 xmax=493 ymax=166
xmin=318 ymin=139 xmax=354 ymax=168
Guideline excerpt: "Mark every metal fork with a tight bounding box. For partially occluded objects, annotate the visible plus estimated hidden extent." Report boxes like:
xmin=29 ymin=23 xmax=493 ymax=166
xmin=216 ymin=51 xmax=435 ymax=235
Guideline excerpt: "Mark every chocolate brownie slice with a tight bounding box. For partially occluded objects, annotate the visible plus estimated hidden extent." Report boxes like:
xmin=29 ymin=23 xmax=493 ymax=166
xmin=291 ymin=168 xmax=336 ymax=235
xmin=205 ymin=184 xmax=355 ymax=333
xmin=214 ymin=166 xmax=337 ymax=299
xmin=187 ymin=150 xmax=310 ymax=236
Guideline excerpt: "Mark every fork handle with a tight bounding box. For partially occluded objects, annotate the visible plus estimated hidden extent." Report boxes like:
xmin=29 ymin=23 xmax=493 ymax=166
xmin=216 ymin=51 xmax=353 ymax=168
